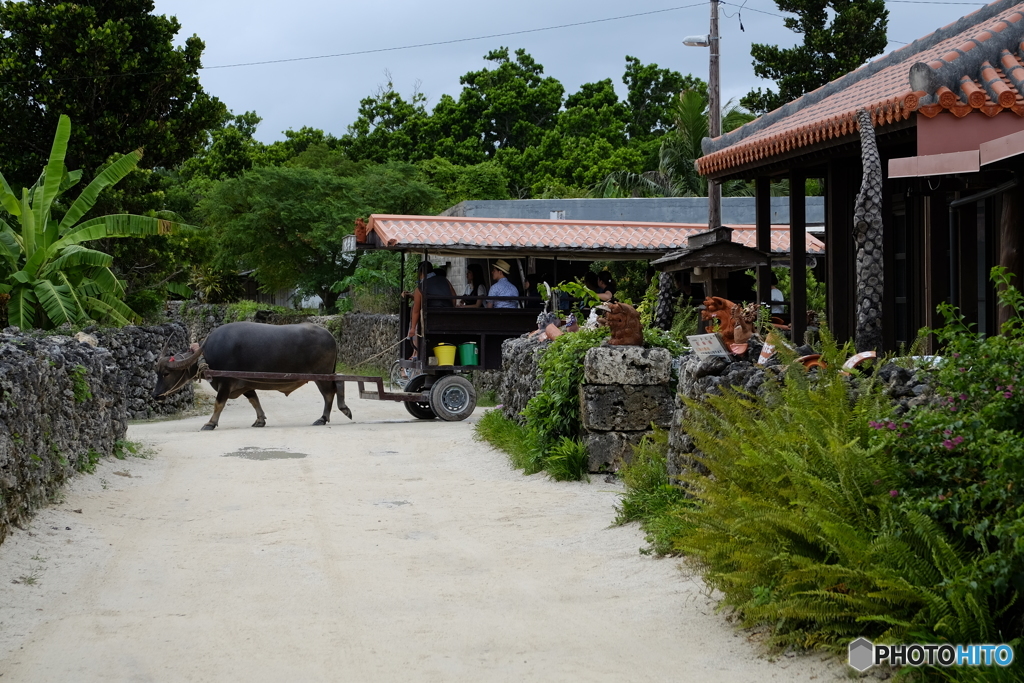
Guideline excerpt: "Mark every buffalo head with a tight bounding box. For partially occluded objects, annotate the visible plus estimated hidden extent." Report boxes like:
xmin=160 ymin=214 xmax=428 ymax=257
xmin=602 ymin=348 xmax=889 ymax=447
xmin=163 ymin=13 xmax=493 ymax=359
xmin=153 ymin=341 xmax=204 ymax=398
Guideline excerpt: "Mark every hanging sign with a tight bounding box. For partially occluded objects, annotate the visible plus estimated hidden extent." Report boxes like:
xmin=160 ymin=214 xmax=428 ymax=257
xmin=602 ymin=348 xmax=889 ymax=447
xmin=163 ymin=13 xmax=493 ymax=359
xmin=687 ymin=333 xmax=732 ymax=361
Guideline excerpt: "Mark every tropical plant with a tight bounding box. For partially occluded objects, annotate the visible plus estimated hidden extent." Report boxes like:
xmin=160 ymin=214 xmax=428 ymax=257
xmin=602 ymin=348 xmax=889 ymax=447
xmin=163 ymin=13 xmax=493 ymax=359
xmin=0 ymin=115 xmax=190 ymax=329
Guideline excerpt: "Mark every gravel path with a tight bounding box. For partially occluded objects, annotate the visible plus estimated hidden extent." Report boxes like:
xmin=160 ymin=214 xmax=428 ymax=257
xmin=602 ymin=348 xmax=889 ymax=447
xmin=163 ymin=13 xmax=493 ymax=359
xmin=0 ymin=383 xmax=846 ymax=682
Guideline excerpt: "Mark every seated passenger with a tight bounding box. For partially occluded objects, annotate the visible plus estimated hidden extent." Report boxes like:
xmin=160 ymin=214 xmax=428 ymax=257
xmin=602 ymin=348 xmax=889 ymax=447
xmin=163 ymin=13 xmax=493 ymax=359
xmin=596 ymin=271 xmax=616 ymax=302
xmin=486 ymin=259 xmax=519 ymax=308
xmin=459 ymin=264 xmax=488 ymax=308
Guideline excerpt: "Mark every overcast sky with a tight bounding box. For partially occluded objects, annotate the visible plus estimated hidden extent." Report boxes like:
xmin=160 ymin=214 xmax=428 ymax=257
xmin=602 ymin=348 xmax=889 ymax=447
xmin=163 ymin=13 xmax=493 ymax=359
xmin=154 ymin=0 xmax=986 ymax=144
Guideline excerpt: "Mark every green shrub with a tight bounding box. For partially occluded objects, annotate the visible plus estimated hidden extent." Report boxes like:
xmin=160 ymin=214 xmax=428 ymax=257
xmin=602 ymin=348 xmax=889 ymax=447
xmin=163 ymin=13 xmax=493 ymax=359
xmin=615 ymin=428 xmax=692 ymax=556
xmin=224 ymin=300 xmax=293 ymax=322
xmin=522 ymin=327 xmax=609 ymax=454
xmin=474 ymin=408 xmax=542 ymax=473
xmin=77 ymin=448 xmax=102 ymax=473
xmin=674 ymin=333 xmax=999 ymax=652
xmin=870 ymin=266 xmax=1024 ymax=644
xmin=544 ymin=437 xmax=589 ymax=482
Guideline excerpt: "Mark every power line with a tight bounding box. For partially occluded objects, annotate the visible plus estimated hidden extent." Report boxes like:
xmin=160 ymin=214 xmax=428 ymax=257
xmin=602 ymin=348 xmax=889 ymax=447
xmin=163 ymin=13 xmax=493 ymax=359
xmin=0 ymin=3 xmax=709 ymax=85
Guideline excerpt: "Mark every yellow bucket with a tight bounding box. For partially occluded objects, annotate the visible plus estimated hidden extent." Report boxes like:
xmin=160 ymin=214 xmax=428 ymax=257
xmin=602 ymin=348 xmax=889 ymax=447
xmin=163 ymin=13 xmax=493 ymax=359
xmin=433 ymin=343 xmax=457 ymax=366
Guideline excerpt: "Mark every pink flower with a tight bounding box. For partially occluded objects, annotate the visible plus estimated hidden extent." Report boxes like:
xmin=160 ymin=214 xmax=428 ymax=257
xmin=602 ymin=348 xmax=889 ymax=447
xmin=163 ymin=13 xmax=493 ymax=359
xmin=996 ymin=386 xmax=1002 ymax=391
xmin=890 ymin=490 xmax=899 ymax=497
xmin=1005 ymin=391 xmax=1013 ymax=398
xmin=943 ymin=439 xmax=955 ymax=450
xmin=959 ymin=394 xmax=967 ymax=400
xmin=869 ymin=421 xmax=884 ymax=429
xmin=953 ymin=435 xmax=964 ymax=445
xmin=887 ymin=422 xmax=897 ymax=430
xmin=943 ymin=429 xmax=952 ymax=436
xmin=872 ymin=479 xmax=882 ymax=486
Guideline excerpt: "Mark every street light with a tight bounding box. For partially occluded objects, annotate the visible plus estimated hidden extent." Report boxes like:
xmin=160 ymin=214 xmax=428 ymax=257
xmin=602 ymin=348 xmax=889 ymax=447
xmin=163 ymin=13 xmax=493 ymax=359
xmin=684 ymin=0 xmax=721 ymax=229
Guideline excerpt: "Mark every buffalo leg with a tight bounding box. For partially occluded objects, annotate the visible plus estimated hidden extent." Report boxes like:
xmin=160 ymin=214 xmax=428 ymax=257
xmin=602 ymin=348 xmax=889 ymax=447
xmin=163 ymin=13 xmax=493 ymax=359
xmin=202 ymin=383 xmax=233 ymax=431
xmin=244 ymin=390 xmax=267 ymax=427
xmin=335 ymin=380 xmax=352 ymax=420
xmin=312 ymin=380 xmax=338 ymax=425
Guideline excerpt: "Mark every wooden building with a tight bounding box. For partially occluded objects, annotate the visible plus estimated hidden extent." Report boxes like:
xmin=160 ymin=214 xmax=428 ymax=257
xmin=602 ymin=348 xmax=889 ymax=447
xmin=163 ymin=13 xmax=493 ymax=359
xmin=698 ymin=0 xmax=1024 ymax=348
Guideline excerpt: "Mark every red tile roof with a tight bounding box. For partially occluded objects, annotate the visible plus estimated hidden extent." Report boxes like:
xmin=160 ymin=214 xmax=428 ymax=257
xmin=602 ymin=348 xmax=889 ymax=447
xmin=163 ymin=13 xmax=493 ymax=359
xmin=698 ymin=0 xmax=1024 ymax=176
xmin=364 ymin=214 xmax=824 ymax=258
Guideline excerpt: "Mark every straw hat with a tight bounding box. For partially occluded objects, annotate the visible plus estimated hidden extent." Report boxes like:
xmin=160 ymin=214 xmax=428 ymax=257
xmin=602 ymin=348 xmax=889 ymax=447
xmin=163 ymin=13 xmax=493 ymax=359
xmin=492 ymin=259 xmax=512 ymax=274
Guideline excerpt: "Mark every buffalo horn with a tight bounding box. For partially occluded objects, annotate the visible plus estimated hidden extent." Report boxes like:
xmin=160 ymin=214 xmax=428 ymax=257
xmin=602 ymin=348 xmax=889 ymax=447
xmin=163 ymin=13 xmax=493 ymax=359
xmin=166 ymin=344 xmax=204 ymax=369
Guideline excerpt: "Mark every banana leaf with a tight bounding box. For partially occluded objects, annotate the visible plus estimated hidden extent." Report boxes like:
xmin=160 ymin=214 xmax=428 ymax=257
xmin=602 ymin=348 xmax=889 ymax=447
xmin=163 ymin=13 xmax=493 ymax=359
xmin=57 ymin=149 xmax=143 ymax=234
xmin=7 ymin=287 xmax=37 ymax=329
xmin=33 ymin=279 xmax=79 ymax=327
xmin=35 ymin=115 xmax=71 ymax=238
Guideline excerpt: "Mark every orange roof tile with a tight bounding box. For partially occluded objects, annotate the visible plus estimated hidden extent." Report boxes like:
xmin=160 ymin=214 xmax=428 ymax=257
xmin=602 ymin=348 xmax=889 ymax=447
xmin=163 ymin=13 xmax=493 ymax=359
xmin=364 ymin=215 xmax=824 ymax=258
xmin=698 ymin=0 xmax=1024 ymax=177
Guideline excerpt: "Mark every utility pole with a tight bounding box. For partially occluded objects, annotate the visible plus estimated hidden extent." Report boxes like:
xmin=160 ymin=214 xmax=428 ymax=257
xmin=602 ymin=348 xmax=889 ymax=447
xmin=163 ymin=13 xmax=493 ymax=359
xmin=708 ymin=0 xmax=721 ymax=229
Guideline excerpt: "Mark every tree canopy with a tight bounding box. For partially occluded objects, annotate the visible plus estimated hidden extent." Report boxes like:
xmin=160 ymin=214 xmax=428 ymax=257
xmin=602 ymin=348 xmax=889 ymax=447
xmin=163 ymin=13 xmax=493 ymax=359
xmin=0 ymin=0 xmax=227 ymax=188
xmin=200 ymin=162 xmax=441 ymax=312
xmin=741 ymin=0 xmax=889 ymax=115
xmin=339 ymin=50 xmax=704 ymax=198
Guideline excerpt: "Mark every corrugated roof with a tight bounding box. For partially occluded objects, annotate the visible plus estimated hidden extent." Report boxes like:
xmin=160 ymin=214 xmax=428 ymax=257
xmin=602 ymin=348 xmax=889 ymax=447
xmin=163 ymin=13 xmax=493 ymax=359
xmin=364 ymin=214 xmax=823 ymax=258
xmin=698 ymin=0 xmax=1024 ymax=176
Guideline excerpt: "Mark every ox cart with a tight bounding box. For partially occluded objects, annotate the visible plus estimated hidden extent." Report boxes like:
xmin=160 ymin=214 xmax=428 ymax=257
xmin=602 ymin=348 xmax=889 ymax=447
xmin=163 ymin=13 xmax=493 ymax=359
xmin=197 ymin=366 xmax=477 ymax=422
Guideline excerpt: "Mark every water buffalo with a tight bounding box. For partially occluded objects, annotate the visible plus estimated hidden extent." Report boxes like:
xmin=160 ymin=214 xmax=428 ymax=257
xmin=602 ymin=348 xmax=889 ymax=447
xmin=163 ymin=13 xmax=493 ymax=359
xmin=153 ymin=321 xmax=352 ymax=430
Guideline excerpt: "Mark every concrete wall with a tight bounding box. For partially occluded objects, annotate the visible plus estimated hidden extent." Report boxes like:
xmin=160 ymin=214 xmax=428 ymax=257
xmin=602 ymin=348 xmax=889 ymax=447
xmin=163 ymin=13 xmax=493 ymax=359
xmin=442 ymin=197 xmax=825 ymax=226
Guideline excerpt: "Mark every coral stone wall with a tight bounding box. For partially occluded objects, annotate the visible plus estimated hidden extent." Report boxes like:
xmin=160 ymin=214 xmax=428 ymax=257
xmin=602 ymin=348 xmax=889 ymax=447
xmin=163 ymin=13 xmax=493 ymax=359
xmin=498 ymin=336 xmax=546 ymax=422
xmin=94 ymin=323 xmax=194 ymax=420
xmin=0 ymin=331 xmax=128 ymax=545
xmin=667 ymin=354 xmax=937 ymax=482
xmin=323 ymin=314 xmax=400 ymax=369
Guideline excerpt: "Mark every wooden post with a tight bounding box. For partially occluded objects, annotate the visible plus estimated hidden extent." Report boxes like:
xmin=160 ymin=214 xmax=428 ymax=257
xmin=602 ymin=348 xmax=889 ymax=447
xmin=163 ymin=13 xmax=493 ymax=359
xmin=756 ymin=176 xmax=772 ymax=305
xmin=998 ymin=189 xmax=1023 ymax=329
xmin=790 ymin=171 xmax=807 ymax=345
xmin=827 ymin=160 xmax=855 ymax=343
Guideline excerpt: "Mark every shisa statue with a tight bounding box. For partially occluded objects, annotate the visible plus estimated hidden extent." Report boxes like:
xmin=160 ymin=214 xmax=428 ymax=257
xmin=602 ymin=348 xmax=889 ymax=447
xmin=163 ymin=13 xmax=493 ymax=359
xmin=599 ymin=302 xmax=644 ymax=346
xmin=701 ymin=296 xmax=738 ymax=345
xmin=702 ymin=297 xmax=762 ymax=355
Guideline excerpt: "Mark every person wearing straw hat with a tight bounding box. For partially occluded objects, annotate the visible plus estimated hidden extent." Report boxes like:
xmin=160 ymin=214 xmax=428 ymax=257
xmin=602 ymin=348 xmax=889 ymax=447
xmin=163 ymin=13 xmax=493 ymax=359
xmin=486 ymin=259 xmax=519 ymax=309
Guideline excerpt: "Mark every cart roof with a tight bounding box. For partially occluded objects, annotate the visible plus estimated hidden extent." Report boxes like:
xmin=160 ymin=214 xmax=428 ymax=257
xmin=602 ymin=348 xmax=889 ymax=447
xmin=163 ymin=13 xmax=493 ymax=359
xmin=362 ymin=214 xmax=824 ymax=260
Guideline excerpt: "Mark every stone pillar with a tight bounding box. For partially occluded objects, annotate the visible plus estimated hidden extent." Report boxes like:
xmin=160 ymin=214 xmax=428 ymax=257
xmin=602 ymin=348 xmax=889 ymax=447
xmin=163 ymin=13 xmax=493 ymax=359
xmin=578 ymin=346 xmax=673 ymax=472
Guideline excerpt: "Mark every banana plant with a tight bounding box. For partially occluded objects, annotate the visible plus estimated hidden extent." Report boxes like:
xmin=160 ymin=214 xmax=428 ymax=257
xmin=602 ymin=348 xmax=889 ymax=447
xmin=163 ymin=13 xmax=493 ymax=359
xmin=0 ymin=114 xmax=190 ymax=329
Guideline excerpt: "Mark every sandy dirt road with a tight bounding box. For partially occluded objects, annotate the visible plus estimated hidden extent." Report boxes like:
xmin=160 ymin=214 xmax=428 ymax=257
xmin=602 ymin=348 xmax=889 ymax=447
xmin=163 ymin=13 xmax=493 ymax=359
xmin=0 ymin=383 xmax=845 ymax=682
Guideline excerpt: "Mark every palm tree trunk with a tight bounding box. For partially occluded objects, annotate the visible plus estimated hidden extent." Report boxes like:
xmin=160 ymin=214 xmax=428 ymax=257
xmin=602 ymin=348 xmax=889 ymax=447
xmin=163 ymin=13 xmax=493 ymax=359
xmin=853 ymin=109 xmax=884 ymax=352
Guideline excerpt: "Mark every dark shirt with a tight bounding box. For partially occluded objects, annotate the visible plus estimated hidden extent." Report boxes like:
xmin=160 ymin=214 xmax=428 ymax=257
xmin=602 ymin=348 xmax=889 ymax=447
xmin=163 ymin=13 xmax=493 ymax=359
xmin=420 ymin=273 xmax=455 ymax=307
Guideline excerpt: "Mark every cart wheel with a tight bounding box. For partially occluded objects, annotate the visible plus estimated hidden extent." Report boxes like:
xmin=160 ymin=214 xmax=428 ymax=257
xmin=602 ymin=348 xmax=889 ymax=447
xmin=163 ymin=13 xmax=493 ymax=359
xmin=389 ymin=359 xmax=408 ymax=390
xmin=403 ymin=374 xmax=436 ymax=420
xmin=429 ymin=375 xmax=477 ymax=422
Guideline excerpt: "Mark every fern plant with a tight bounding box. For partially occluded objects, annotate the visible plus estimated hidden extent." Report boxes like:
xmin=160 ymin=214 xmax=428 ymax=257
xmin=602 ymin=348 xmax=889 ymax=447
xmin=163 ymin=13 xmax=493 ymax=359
xmin=675 ymin=331 xmax=992 ymax=651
